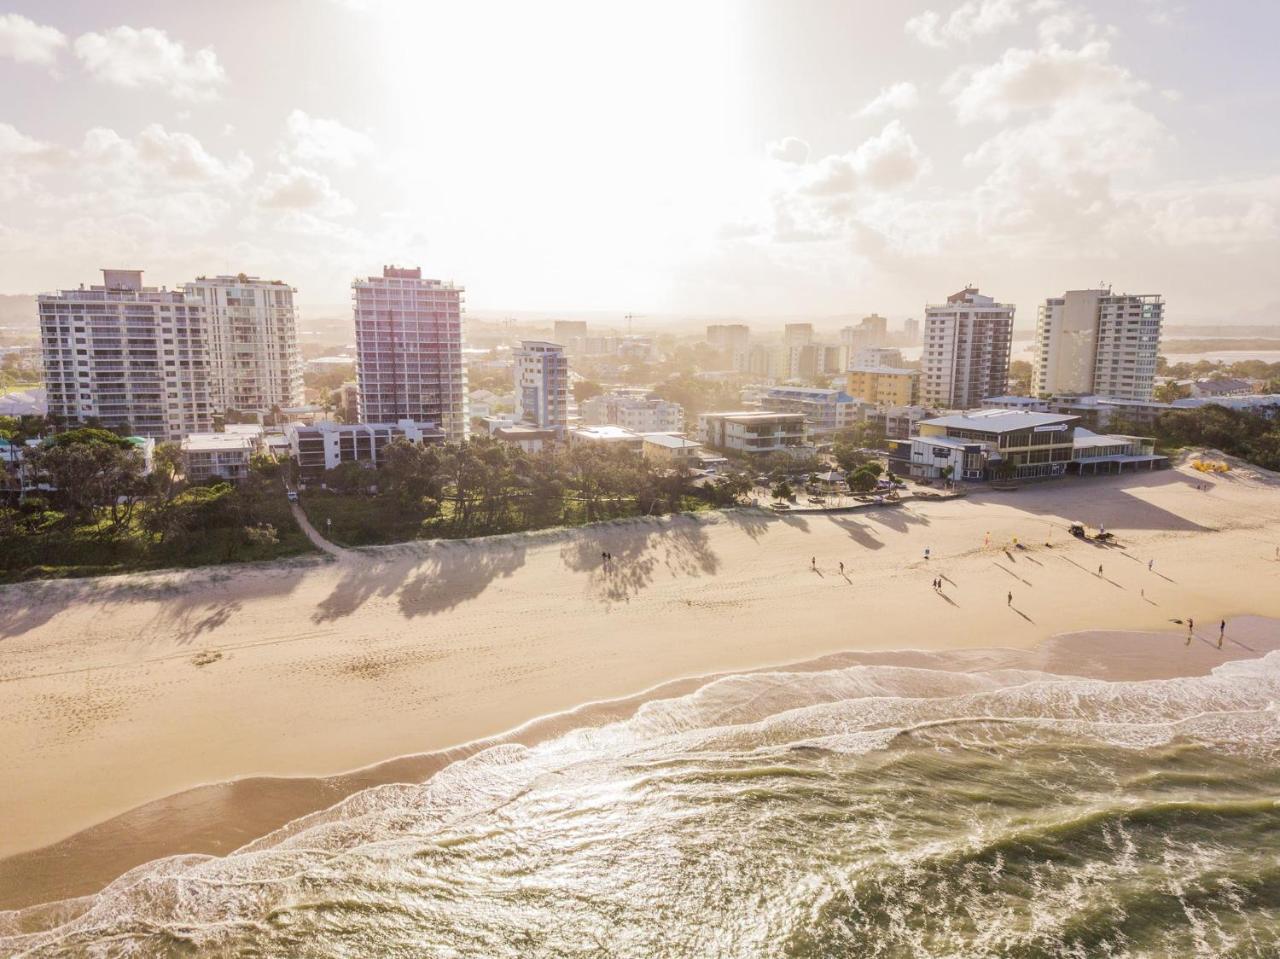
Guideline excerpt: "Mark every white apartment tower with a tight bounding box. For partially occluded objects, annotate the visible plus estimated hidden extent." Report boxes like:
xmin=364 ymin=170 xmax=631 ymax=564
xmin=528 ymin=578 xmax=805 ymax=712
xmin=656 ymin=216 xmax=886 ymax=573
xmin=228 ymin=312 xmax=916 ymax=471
xmin=353 ymin=266 xmax=467 ymax=441
xmin=184 ymin=274 xmax=304 ymax=413
xmin=39 ymin=270 xmax=215 ymax=440
xmin=921 ymin=287 xmax=1015 ymax=409
xmin=1032 ymin=289 xmax=1164 ymax=401
xmin=514 ymin=340 xmax=570 ymax=433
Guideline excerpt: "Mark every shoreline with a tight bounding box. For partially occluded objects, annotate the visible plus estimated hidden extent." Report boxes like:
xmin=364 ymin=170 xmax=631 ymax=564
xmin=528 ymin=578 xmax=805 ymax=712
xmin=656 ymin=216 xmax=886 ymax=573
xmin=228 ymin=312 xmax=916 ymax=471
xmin=4 ymin=617 xmax=1279 ymax=912
xmin=3 ymin=463 xmax=1280 ymax=911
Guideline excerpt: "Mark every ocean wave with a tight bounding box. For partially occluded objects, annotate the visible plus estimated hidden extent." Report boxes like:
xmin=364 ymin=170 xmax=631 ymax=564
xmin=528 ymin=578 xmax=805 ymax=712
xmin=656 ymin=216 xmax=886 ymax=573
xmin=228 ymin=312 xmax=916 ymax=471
xmin=5 ymin=652 xmax=1280 ymax=957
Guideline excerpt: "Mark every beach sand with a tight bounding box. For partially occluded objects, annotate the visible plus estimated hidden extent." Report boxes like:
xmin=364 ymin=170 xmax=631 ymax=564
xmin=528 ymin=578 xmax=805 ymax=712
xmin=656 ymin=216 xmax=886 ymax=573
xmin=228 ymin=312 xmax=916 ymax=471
xmin=3 ymin=462 xmax=1280 ymax=909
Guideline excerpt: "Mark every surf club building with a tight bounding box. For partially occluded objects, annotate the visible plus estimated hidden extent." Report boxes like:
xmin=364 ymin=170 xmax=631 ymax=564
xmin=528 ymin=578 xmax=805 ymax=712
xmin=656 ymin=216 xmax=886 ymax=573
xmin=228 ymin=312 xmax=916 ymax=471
xmin=887 ymin=409 xmax=1079 ymax=482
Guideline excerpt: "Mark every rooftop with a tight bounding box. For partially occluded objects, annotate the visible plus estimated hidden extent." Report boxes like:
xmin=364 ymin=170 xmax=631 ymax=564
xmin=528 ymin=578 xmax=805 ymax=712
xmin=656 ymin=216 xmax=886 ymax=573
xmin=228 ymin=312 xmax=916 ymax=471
xmin=702 ymin=410 xmax=807 ymax=422
xmin=641 ymin=432 xmax=701 ymax=449
xmin=923 ymin=409 xmax=1078 ymax=433
xmin=181 ymin=433 xmax=257 ymax=452
xmin=571 ymin=425 xmax=642 ymax=442
xmin=847 ymin=365 xmax=920 ymax=376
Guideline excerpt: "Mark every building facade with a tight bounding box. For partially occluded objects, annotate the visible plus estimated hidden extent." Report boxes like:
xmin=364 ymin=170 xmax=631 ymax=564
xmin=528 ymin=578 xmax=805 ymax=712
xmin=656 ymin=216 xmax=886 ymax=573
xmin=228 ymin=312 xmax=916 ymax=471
xmin=1032 ymin=289 xmax=1163 ymax=401
xmin=706 ymin=324 xmax=751 ymax=370
xmin=180 ymin=425 xmax=264 ymax=484
xmin=352 ymin=266 xmax=467 ymax=441
xmin=758 ymin=386 xmax=862 ymax=441
xmin=845 ymin=365 xmax=920 ymax=407
xmin=39 ymin=269 xmax=216 ymax=440
xmin=698 ymin=410 xmax=808 ymax=456
xmin=921 ymin=287 xmax=1015 ymax=410
xmin=579 ymin=389 xmax=684 ymax=433
xmin=287 ymin=419 xmax=445 ymax=478
xmin=514 ymin=340 xmax=570 ymax=433
xmin=889 ymin=409 xmax=1079 ymax=481
xmin=184 ymin=275 xmax=304 ymax=414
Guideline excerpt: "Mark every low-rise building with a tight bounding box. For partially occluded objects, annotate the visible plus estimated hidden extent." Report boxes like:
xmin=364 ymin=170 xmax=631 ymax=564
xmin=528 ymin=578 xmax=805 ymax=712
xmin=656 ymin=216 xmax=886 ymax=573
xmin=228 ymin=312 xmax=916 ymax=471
xmin=845 ymin=366 xmax=920 ymax=407
xmin=888 ymin=409 xmax=1079 ymax=481
xmin=758 ymin=386 xmax=863 ymax=442
xmin=180 ymin=425 xmax=264 ymax=484
xmin=1191 ymin=377 xmax=1254 ymax=399
xmin=1170 ymin=394 xmax=1280 ymax=416
xmin=641 ymin=432 xmax=703 ymax=467
xmin=698 ymin=410 xmax=809 ymax=456
xmin=864 ymin=404 xmax=935 ymax=441
xmin=1069 ymin=429 xmax=1166 ymax=473
xmin=287 ymin=419 xmax=445 ymax=478
xmin=493 ymin=424 xmax=557 ymax=453
xmin=579 ymin=389 xmax=685 ymax=433
xmin=568 ymin=425 xmax=646 ymax=452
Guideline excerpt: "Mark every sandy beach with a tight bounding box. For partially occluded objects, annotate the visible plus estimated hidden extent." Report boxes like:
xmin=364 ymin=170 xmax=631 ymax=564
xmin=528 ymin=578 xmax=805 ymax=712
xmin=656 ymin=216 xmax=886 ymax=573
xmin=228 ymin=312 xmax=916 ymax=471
xmin=3 ymin=460 xmax=1280 ymax=909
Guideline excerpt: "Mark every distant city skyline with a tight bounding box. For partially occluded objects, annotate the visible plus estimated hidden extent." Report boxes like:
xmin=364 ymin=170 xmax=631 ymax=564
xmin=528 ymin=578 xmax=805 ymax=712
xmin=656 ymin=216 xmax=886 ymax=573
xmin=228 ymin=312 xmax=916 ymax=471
xmin=1 ymin=1 xmax=1278 ymax=323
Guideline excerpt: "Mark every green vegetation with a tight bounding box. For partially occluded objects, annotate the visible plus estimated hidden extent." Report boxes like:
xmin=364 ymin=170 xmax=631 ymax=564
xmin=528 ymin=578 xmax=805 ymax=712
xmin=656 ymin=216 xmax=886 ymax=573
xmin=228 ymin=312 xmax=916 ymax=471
xmin=1157 ymin=357 xmax=1280 ymax=395
xmin=0 ymin=422 xmax=313 ymax=582
xmin=298 ymin=436 xmax=749 ymax=547
xmin=1150 ymin=404 xmax=1280 ymax=471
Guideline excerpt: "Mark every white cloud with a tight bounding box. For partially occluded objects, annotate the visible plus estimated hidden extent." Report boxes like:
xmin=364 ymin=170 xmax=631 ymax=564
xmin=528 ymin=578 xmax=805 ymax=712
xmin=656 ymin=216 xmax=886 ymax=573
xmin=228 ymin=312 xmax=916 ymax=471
xmin=946 ymin=39 xmax=1146 ymax=123
xmin=857 ymin=82 xmax=919 ymax=118
xmin=256 ymin=166 xmax=354 ymax=216
xmin=906 ymin=0 xmax=1024 ymax=47
xmin=0 ymin=123 xmax=61 ymax=199
xmin=766 ymin=136 xmax=810 ymax=164
xmin=0 ymin=12 xmax=66 ymax=65
xmin=73 ymin=26 xmax=226 ymax=101
xmin=280 ymin=110 xmax=374 ymax=167
xmin=78 ymin=124 xmax=253 ymax=186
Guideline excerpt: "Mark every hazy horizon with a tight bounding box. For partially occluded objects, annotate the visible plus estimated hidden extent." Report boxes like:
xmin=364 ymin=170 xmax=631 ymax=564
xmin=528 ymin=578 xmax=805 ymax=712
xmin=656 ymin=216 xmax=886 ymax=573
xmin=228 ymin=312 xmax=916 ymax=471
xmin=2 ymin=1 xmax=1278 ymax=324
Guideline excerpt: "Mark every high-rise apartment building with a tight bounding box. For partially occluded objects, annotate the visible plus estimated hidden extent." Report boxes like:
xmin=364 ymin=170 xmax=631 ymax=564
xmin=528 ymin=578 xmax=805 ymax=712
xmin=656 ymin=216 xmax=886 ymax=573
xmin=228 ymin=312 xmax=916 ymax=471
xmin=921 ymin=287 xmax=1015 ymax=409
xmin=514 ymin=340 xmax=570 ymax=433
xmin=352 ymin=266 xmax=467 ymax=441
xmin=39 ymin=269 xmax=215 ymax=440
xmin=184 ymin=274 xmax=303 ymax=413
xmin=706 ymin=323 xmax=751 ymax=370
xmin=903 ymin=318 xmax=920 ymax=344
xmin=553 ymin=320 xmax=588 ymax=353
xmin=1032 ymin=289 xmax=1163 ymax=401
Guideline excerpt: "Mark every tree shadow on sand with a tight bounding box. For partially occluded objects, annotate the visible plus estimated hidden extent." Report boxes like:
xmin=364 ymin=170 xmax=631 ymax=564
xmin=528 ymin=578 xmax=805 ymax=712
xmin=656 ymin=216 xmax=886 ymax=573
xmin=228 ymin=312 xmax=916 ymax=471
xmin=560 ymin=515 xmax=720 ymax=605
xmin=829 ymin=516 xmax=884 ymax=550
xmin=310 ymin=539 xmax=530 ymax=623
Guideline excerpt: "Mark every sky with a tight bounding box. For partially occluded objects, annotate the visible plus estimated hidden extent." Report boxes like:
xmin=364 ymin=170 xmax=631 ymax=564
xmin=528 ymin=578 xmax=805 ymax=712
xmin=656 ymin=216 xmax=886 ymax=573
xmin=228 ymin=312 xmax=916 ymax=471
xmin=1 ymin=0 xmax=1278 ymax=324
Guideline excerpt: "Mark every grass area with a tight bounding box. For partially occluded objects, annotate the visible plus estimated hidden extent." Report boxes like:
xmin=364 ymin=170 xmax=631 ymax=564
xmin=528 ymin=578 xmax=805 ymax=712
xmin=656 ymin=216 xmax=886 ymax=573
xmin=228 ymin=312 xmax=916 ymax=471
xmin=0 ymin=487 xmax=316 ymax=584
xmin=299 ymin=490 xmax=717 ymax=548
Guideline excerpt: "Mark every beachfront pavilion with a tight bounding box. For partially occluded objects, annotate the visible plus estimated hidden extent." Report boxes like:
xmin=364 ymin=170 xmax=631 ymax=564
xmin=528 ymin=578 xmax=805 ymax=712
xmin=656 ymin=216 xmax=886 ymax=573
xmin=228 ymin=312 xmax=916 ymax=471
xmin=913 ymin=409 xmax=1080 ymax=481
xmin=1069 ymin=429 xmax=1168 ymax=474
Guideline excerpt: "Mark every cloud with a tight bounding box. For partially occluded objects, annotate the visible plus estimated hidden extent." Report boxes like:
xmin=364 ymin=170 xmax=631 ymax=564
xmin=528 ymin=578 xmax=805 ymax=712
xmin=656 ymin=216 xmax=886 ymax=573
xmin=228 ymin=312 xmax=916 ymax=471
xmin=946 ymin=38 xmax=1146 ymax=123
xmin=906 ymin=0 xmax=1023 ymax=47
xmin=0 ymin=123 xmax=61 ymax=199
xmin=0 ymin=12 xmax=66 ymax=65
xmin=78 ymin=124 xmax=253 ymax=186
xmin=256 ymin=166 xmax=354 ymax=216
xmin=766 ymin=136 xmax=810 ymax=164
xmin=280 ymin=110 xmax=374 ymax=167
xmin=857 ymin=81 xmax=920 ymax=118
xmin=73 ymin=26 xmax=226 ymax=101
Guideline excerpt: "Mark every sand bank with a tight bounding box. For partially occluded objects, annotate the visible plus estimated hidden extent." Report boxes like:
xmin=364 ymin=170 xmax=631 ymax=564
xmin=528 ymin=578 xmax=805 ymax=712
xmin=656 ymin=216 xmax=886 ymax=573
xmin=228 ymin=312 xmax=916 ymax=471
xmin=2 ymin=463 xmax=1280 ymax=907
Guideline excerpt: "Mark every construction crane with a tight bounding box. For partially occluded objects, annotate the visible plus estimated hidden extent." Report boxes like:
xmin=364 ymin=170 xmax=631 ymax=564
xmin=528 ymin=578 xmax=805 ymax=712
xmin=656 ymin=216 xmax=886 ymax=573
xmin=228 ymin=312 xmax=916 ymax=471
xmin=624 ymin=312 xmax=644 ymax=335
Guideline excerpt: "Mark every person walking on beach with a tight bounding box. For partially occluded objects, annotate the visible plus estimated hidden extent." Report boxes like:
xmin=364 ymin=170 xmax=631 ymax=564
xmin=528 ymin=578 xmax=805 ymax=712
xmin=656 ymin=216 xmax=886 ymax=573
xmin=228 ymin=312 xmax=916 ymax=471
xmin=839 ymin=561 xmax=844 ymax=575
xmin=1098 ymin=563 xmax=1103 ymax=576
xmin=1148 ymin=559 xmax=1154 ymax=572
xmin=924 ymin=547 xmax=931 ymax=561
xmin=984 ymin=532 xmax=991 ymax=548
xmin=1007 ymin=590 xmax=1013 ymax=607
xmin=1219 ymin=619 xmax=1226 ymax=647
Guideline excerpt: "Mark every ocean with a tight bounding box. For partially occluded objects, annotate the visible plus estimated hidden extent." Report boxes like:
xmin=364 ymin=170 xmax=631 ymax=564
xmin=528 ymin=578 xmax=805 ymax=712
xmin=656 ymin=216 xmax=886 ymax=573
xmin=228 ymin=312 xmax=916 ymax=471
xmin=4 ymin=651 xmax=1280 ymax=957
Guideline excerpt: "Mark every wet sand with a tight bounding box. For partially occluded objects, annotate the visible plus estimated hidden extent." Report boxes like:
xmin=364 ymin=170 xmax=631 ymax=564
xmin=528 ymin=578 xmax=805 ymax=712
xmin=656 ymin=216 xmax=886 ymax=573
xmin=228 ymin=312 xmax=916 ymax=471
xmin=3 ymin=461 xmax=1280 ymax=909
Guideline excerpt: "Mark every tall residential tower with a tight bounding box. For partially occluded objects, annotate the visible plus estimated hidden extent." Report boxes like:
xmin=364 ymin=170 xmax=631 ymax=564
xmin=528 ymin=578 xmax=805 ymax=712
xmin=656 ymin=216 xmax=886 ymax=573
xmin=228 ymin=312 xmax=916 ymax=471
xmin=1032 ymin=289 xmax=1163 ymax=401
xmin=921 ymin=287 xmax=1015 ymax=409
xmin=514 ymin=340 xmax=570 ymax=433
xmin=352 ymin=266 xmax=467 ymax=440
xmin=39 ymin=270 xmax=215 ymax=440
xmin=184 ymin=274 xmax=304 ymax=414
